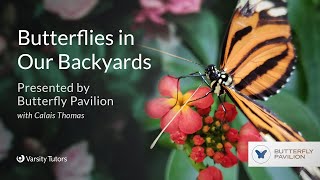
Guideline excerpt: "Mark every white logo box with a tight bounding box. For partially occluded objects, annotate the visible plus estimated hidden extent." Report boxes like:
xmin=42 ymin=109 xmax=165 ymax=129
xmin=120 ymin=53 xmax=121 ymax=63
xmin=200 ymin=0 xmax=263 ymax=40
xmin=248 ymin=142 xmax=320 ymax=167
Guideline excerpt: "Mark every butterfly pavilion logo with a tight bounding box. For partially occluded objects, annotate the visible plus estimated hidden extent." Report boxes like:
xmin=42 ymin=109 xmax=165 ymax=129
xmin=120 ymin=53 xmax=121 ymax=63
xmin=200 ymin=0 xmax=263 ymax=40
xmin=252 ymin=145 xmax=271 ymax=164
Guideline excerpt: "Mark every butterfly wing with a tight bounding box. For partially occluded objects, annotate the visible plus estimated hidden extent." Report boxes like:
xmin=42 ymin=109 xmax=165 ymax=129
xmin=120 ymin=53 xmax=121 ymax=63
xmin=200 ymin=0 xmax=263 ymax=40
xmin=220 ymin=0 xmax=295 ymax=101
xmin=255 ymin=150 xmax=261 ymax=157
xmin=262 ymin=150 xmax=267 ymax=156
xmin=224 ymin=86 xmax=304 ymax=142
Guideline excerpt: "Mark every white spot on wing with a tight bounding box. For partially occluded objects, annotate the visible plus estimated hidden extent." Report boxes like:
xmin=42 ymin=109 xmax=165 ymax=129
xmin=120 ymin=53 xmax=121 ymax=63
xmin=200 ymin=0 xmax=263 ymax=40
xmin=305 ymin=167 xmax=320 ymax=179
xmin=299 ymin=171 xmax=310 ymax=180
xmin=256 ymin=1 xmax=274 ymax=12
xmin=236 ymin=0 xmax=248 ymax=9
xmin=249 ymin=0 xmax=261 ymax=5
xmin=262 ymin=133 xmax=275 ymax=142
xmin=267 ymin=7 xmax=287 ymax=17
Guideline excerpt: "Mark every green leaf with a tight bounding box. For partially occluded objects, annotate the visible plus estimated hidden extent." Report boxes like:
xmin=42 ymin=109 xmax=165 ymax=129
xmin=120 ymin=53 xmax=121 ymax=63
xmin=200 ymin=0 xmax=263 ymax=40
xmin=144 ymin=118 xmax=160 ymax=131
xmin=243 ymin=164 xmax=298 ymax=180
xmin=171 ymin=10 xmax=221 ymax=66
xmin=158 ymin=42 xmax=203 ymax=76
xmin=92 ymin=170 xmax=114 ymax=180
xmin=4 ymin=165 xmax=50 ymax=180
xmin=158 ymin=133 xmax=176 ymax=149
xmin=216 ymin=164 xmax=238 ymax=180
xmin=289 ymin=0 xmax=320 ymax=116
xmin=165 ymin=150 xmax=198 ymax=180
xmin=263 ymin=91 xmax=320 ymax=141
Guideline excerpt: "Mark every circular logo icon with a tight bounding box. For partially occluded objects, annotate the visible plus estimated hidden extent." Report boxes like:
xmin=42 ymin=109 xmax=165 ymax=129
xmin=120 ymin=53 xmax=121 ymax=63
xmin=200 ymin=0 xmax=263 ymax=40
xmin=252 ymin=145 xmax=271 ymax=164
xmin=16 ymin=155 xmax=25 ymax=163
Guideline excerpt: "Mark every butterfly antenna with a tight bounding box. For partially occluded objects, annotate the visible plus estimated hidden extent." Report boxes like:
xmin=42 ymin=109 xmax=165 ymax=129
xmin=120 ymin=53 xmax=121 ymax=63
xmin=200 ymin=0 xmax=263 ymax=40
xmin=150 ymin=84 xmax=202 ymax=149
xmin=138 ymin=44 xmax=204 ymax=67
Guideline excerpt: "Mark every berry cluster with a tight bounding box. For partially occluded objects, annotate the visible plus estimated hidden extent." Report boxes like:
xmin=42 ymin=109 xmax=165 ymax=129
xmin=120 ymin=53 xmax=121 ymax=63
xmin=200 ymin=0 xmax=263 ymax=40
xmin=171 ymin=102 xmax=239 ymax=168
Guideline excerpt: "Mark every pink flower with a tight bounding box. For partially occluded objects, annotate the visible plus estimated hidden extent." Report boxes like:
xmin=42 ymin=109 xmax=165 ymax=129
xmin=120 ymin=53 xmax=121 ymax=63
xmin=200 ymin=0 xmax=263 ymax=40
xmin=0 ymin=119 xmax=13 ymax=161
xmin=198 ymin=166 xmax=223 ymax=180
xmin=140 ymin=0 xmax=165 ymax=8
xmin=145 ymin=76 xmax=214 ymax=135
xmin=135 ymin=0 xmax=166 ymax=25
xmin=237 ymin=122 xmax=263 ymax=162
xmin=167 ymin=0 xmax=202 ymax=15
xmin=44 ymin=0 xmax=98 ymax=20
xmin=135 ymin=7 xmax=167 ymax=25
xmin=54 ymin=141 xmax=94 ymax=180
xmin=135 ymin=0 xmax=202 ymax=25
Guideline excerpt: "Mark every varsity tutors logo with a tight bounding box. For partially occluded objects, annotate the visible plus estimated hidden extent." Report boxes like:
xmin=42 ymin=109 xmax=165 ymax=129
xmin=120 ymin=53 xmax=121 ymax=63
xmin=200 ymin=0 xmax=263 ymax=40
xmin=248 ymin=142 xmax=320 ymax=167
xmin=16 ymin=155 xmax=67 ymax=164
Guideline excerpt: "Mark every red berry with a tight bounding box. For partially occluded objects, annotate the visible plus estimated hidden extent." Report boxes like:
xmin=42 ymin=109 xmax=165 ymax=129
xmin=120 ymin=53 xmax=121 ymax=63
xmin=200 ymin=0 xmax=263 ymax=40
xmin=170 ymin=131 xmax=187 ymax=145
xmin=198 ymin=166 xmax=223 ymax=180
xmin=190 ymin=146 xmax=206 ymax=163
xmin=193 ymin=135 xmax=205 ymax=146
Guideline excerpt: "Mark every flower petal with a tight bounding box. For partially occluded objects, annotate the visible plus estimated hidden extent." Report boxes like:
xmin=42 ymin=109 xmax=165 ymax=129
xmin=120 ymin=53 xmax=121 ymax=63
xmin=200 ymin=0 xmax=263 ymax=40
xmin=239 ymin=122 xmax=261 ymax=138
xmin=160 ymin=107 xmax=182 ymax=133
xmin=134 ymin=7 xmax=167 ymax=25
xmin=179 ymin=106 xmax=202 ymax=134
xmin=167 ymin=0 xmax=202 ymax=15
xmin=158 ymin=76 xmax=180 ymax=98
xmin=140 ymin=0 xmax=165 ymax=8
xmin=237 ymin=122 xmax=263 ymax=162
xmin=185 ymin=87 xmax=214 ymax=109
xmin=237 ymin=139 xmax=249 ymax=162
xmin=145 ymin=98 xmax=173 ymax=118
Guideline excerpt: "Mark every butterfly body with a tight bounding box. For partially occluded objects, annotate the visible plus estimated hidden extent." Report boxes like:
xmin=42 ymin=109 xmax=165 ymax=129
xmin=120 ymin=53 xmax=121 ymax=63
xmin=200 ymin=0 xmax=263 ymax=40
xmin=255 ymin=150 xmax=268 ymax=159
xmin=205 ymin=64 xmax=233 ymax=96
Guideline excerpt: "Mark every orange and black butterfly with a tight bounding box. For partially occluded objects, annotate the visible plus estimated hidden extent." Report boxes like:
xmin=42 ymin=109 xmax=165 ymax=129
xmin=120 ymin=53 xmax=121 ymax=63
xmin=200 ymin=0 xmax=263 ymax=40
xmin=217 ymin=0 xmax=303 ymax=142
xmin=144 ymin=0 xmax=320 ymax=179
xmin=216 ymin=1 xmax=320 ymax=178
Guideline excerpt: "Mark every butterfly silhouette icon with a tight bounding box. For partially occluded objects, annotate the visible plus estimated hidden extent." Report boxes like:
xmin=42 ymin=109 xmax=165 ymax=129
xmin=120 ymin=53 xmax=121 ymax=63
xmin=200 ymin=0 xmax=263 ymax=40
xmin=255 ymin=150 xmax=267 ymax=159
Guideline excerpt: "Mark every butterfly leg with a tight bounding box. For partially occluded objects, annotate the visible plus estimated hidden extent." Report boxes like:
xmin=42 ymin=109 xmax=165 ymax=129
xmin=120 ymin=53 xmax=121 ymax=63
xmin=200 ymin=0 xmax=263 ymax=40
xmin=218 ymin=94 xmax=227 ymax=121
xmin=188 ymin=89 xmax=214 ymax=103
xmin=172 ymin=72 xmax=208 ymax=107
